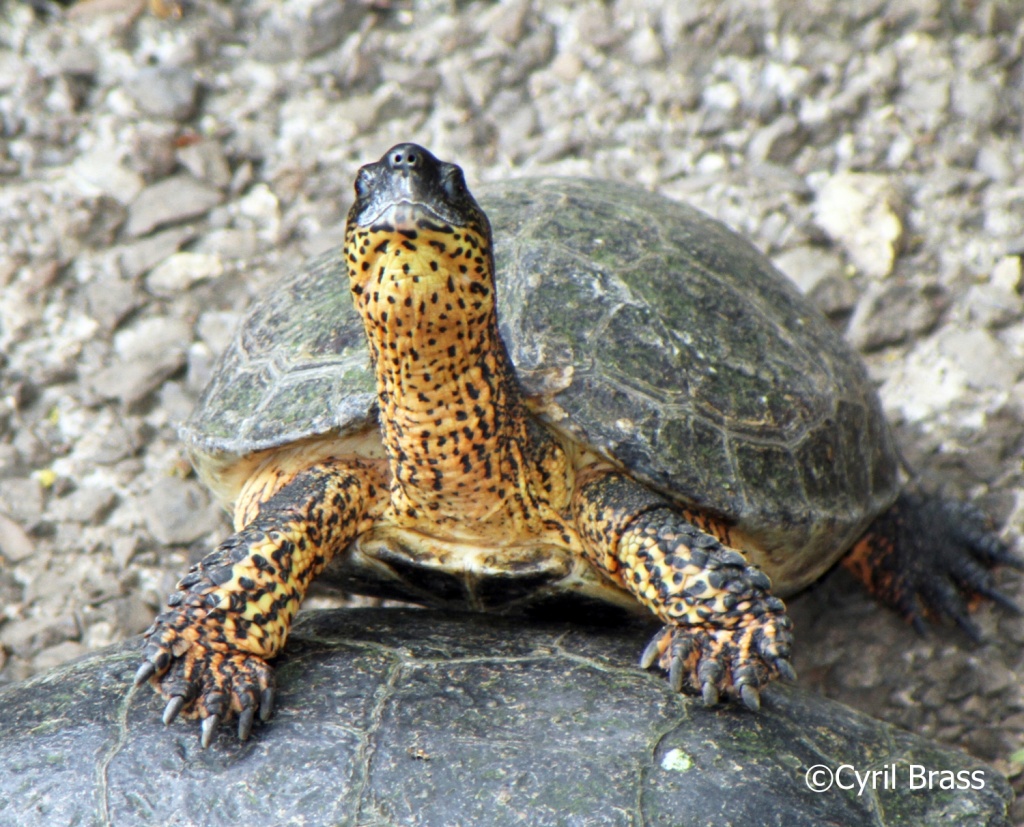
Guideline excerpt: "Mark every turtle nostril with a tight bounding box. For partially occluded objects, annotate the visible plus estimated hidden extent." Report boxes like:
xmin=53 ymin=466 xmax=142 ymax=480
xmin=390 ymin=149 xmax=419 ymax=171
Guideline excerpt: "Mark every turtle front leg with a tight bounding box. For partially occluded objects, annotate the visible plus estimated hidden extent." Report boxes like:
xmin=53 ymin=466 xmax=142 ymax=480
xmin=571 ymin=470 xmax=795 ymax=710
xmin=135 ymin=458 xmax=388 ymax=745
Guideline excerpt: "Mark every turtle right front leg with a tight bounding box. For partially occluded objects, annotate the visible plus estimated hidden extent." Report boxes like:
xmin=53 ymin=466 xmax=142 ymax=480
xmin=135 ymin=458 xmax=387 ymax=746
xmin=571 ymin=470 xmax=795 ymax=710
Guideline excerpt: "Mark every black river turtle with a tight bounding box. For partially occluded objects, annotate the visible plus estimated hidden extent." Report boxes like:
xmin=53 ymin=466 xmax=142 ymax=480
xmin=135 ymin=144 xmax=1017 ymax=745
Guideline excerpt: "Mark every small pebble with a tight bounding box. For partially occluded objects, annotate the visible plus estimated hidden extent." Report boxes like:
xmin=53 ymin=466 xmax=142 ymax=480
xmin=813 ymin=172 xmax=903 ymax=280
xmin=142 ymin=477 xmax=222 ymax=546
xmin=145 ymin=251 xmax=225 ymax=297
xmin=124 ymin=66 xmax=200 ymax=122
xmin=0 ymin=514 xmax=34 ymax=564
xmin=126 ymin=175 xmax=223 ymax=238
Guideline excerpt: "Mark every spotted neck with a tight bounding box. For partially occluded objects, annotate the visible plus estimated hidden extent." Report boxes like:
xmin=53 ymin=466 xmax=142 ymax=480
xmin=346 ymin=221 xmax=571 ymax=535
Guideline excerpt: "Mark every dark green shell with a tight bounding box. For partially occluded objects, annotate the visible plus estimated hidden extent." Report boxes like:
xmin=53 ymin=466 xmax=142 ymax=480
xmin=0 ymin=609 xmax=1010 ymax=826
xmin=182 ymin=178 xmax=899 ymax=580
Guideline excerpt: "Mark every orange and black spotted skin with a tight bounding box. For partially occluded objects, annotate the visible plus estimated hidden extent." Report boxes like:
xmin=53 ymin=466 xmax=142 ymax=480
xmin=571 ymin=471 xmax=794 ymax=707
xmin=136 ymin=458 xmax=388 ymax=745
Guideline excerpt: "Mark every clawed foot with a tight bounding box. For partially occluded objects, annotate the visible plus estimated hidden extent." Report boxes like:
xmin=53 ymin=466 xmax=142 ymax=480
xmin=135 ymin=613 xmax=275 ymax=747
xmin=640 ymin=606 xmax=796 ymax=711
xmin=845 ymin=493 xmax=1022 ymax=642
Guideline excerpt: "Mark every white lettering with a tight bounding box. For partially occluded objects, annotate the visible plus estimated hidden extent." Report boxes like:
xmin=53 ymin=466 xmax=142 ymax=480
xmin=834 ymin=764 xmax=855 ymax=791
xmin=814 ymin=763 xmax=986 ymax=794
xmin=909 ymin=764 xmax=927 ymax=790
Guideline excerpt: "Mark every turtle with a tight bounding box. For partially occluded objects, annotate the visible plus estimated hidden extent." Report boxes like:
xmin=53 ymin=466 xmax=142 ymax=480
xmin=135 ymin=143 xmax=1019 ymax=746
xmin=0 ymin=609 xmax=1014 ymax=826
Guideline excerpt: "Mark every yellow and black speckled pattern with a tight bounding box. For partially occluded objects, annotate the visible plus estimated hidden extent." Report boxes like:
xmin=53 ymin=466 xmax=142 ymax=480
xmin=137 ymin=458 xmax=388 ymax=735
xmin=345 ymin=218 xmax=574 ymax=544
xmin=572 ymin=470 xmax=794 ymax=708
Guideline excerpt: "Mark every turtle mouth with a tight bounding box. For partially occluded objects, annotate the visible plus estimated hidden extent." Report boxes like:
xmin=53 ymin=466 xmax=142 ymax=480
xmin=363 ymin=200 xmax=456 ymax=233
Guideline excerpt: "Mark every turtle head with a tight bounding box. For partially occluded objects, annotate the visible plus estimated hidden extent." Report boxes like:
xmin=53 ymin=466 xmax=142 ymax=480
xmin=348 ymin=144 xmax=487 ymax=235
xmin=345 ymin=144 xmax=498 ymax=361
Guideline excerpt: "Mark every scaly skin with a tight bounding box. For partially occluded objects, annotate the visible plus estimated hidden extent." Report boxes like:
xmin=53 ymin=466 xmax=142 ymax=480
xmin=136 ymin=145 xmax=797 ymax=742
xmin=572 ymin=470 xmax=794 ymax=709
xmin=341 ymin=153 xmax=794 ymax=707
xmin=346 ymin=220 xmax=574 ymax=537
xmin=843 ymin=493 xmax=1022 ymax=641
xmin=136 ymin=459 xmax=387 ymax=745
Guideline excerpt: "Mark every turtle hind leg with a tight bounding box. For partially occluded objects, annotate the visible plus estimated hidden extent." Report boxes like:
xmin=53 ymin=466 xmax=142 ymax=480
xmin=571 ymin=470 xmax=795 ymax=710
xmin=136 ymin=458 xmax=387 ymax=746
xmin=842 ymin=492 xmax=1022 ymax=641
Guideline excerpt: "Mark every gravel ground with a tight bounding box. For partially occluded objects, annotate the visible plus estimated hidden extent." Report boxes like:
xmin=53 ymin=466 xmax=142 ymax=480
xmin=1 ymin=0 xmax=1023 ymax=816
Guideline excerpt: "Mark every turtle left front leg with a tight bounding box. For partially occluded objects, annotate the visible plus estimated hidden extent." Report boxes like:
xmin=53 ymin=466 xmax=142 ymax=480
xmin=135 ymin=458 xmax=387 ymax=745
xmin=571 ymin=470 xmax=795 ymax=709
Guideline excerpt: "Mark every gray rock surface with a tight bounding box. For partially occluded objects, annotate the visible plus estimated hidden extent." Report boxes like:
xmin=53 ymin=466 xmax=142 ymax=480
xmin=0 ymin=0 xmax=1022 ymax=819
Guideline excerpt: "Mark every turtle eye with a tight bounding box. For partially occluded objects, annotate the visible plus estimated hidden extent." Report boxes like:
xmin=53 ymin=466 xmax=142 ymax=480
xmin=442 ymin=167 xmax=467 ymax=199
xmin=355 ymin=168 xmax=374 ymax=199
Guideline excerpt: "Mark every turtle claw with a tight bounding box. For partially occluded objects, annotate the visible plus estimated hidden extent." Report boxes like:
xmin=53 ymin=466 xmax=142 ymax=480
xmin=740 ymin=684 xmax=760 ymax=711
xmin=697 ymin=659 xmax=723 ymax=705
xmin=640 ymin=636 xmax=663 ymax=670
xmin=773 ymin=658 xmax=798 ymax=683
xmin=260 ymin=686 xmax=276 ymax=722
xmin=952 ymin=613 xmax=983 ymax=645
xmin=669 ymin=656 xmax=684 ymax=693
xmin=846 ymin=493 xmax=1021 ymax=637
xmin=162 ymin=695 xmax=187 ymax=726
xmin=1001 ymin=551 xmax=1024 ymax=570
xmin=134 ymin=660 xmax=157 ymax=687
xmin=983 ymin=587 xmax=1022 ymax=615
xmin=200 ymin=714 xmax=220 ymax=749
xmin=238 ymin=706 xmax=256 ymax=741
xmin=642 ymin=603 xmax=794 ymax=710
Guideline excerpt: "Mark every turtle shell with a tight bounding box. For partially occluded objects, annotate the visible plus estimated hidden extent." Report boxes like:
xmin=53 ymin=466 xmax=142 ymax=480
xmin=0 ymin=608 xmax=1010 ymax=826
xmin=182 ymin=178 xmax=900 ymax=592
